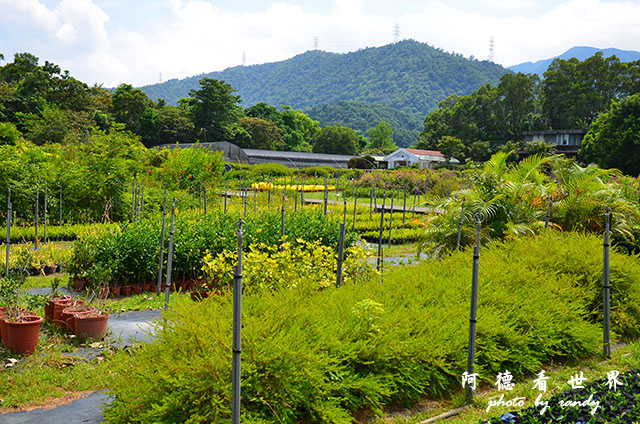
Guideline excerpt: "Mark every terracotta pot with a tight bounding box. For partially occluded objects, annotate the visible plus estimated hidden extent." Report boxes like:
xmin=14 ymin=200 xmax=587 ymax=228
xmin=45 ymin=296 xmax=71 ymax=323
xmin=186 ymin=280 xmax=196 ymax=291
xmin=62 ymin=303 xmax=95 ymax=333
xmin=5 ymin=315 xmax=43 ymax=355
xmin=109 ymin=286 xmax=121 ymax=298
xmin=44 ymin=265 xmax=56 ymax=275
xmin=0 ymin=309 xmax=7 ymax=346
xmin=149 ymin=284 xmax=158 ymax=293
xmin=132 ymin=286 xmax=143 ymax=295
xmin=74 ymin=313 xmax=109 ymax=343
xmin=121 ymin=286 xmax=132 ymax=297
xmin=52 ymin=298 xmax=73 ymax=329
xmin=142 ymin=283 xmax=151 ymax=292
xmin=177 ymin=281 xmax=188 ymax=293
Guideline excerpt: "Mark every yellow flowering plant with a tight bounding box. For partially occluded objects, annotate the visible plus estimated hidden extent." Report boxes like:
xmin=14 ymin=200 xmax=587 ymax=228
xmin=201 ymin=238 xmax=377 ymax=294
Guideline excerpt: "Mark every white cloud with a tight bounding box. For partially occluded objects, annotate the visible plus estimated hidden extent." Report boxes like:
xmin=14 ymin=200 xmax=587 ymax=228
xmin=1 ymin=0 xmax=640 ymax=87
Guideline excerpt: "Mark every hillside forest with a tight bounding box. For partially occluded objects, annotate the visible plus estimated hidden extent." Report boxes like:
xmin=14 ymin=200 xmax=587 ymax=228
xmin=0 ymin=50 xmax=639 ymax=174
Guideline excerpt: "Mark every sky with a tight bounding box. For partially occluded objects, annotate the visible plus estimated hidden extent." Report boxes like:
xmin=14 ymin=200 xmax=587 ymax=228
xmin=1 ymin=0 xmax=639 ymax=88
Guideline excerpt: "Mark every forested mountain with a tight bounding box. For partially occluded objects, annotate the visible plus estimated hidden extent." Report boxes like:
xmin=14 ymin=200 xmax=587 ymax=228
xmin=508 ymin=46 xmax=640 ymax=76
xmin=306 ymin=100 xmax=422 ymax=147
xmin=140 ymin=40 xmax=508 ymax=116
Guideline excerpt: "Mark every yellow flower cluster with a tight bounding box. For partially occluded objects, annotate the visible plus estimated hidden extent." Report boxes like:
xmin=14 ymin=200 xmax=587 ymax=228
xmin=250 ymin=182 xmax=336 ymax=192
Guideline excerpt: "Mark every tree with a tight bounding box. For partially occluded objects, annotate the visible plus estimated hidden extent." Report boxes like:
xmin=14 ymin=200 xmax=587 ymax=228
xmin=112 ymin=84 xmax=152 ymax=135
xmin=580 ymin=93 xmax=640 ymax=176
xmin=185 ymin=78 xmax=242 ymax=142
xmin=523 ymin=140 xmax=556 ymax=157
xmin=436 ymin=136 xmax=464 ymax=163
xmin=238 ymin=117 xmax=284 ymax=150
xmin=312 ymin=125 xmax=359 ymax=155
xmin=366 ymin=120 xmax=396 ymax=153
xmin=0 ymin=122 xmax=21 ymax=145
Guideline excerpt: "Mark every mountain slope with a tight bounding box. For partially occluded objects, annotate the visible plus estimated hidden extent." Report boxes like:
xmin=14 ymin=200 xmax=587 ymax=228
xmin=140 ymin=40 xmax=509 ymax=117
xmin=508 ymin=46 xmax=640 ymax=76
xmin=306 ymin=101 xmax=422 ymax=148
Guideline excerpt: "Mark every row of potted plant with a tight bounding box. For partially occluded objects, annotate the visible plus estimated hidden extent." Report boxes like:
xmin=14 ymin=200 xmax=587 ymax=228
xmin=44 ymin=295 xmax=109 ymax=343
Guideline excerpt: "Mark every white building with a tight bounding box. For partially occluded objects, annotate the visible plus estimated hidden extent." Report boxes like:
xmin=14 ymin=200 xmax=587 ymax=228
xmin=384 ymin=148 xmax=459 ymax=169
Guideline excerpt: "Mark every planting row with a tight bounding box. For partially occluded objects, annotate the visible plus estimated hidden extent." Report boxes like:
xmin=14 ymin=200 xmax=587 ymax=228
xmin=69 ymin=209 xmax=358 ymax=288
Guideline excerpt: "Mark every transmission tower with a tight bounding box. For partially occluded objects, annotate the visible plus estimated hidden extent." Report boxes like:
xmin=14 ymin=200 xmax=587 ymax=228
xmin=313 ymin=36 xmax=319 ymax=50
xmin=393 ymin=23 xmax=400 ymax=43
xmin=488 ymin=37 xmax=495 ymax=62
xmin=159 ymin=72 xmax=162 ymax=83
xmin=242 ymin=52 xmax=246 ymax=66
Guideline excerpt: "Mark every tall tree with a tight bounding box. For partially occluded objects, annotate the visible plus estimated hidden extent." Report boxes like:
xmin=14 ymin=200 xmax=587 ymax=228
xmin=184 ymin=77 xmax=242 ymax=142
xmin=365 ymin=120 xmax=397 ymax=153
xmin=312 ymin=125 xmax=359 ymax=155
xmin=580 ymin=93 xmax=640 ymax=176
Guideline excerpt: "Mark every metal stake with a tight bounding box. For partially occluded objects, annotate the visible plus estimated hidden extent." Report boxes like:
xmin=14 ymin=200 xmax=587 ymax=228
xmin=44 ymin=181 xmax=48 ymax=243
xmin=323 ymin=176 xmax=328 ymax=216
xmin=603 ymin=208 xmax=612 ymax=359
xmin=352 ymin=180 xmax=357 ymax=231
xmin=545 ymin=195 xmax=553 ymax=229
xmin=5 ymin=187 xmax=11 ymax=277
xmin=35 ymin=181 xmax=40 ymax=250
xmin=231 ymin=219 xmax=246 ymax=424
xmin=456 ymin=197 xmax=466 ymax=250
xmin=164 ymin=198 xmax=177 ymax=309
xmin=59 ymin=183 xmax=63 ymax=225
xmin=376 ymin=196 xmax=386 ymax=271
xmin=157 ymin=190 xmax=167 ymax=295
xmin=466 ymin=212 xmax=484 ymax=403
xmin=336 ymin=222 xmax=345 ymax=288
xmin=402 ymin=182 xmax=407 ymax=226
xmin=224 ymin=181 xmax=228 ymax=214
xmin=388 ymin=187 xmax=394 ymax=247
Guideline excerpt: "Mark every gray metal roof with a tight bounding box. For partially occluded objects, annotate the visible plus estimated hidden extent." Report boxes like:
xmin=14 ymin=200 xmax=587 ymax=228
xmin=243 ymin=149 xmax=353 ymax=161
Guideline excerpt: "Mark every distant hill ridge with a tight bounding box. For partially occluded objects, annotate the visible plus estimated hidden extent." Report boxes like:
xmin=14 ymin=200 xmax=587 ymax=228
xmin=140 ymin=40 xmax=507 ymax=114
xmin=508 ymin=46 xmax=640 ymax=76
xmin=140 ymin=40 xmax=508 ymax=146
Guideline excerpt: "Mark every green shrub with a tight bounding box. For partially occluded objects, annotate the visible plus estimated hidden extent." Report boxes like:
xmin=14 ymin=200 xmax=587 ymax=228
xmin=104 ymin=231 xmax=638 ymax=423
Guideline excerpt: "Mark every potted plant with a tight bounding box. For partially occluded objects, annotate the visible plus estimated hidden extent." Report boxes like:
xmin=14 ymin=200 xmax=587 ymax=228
xmin=74 ymin=285 xmax=109 ymax=343
xmin=0 ymin=276 xmax=43 ymax=355
xmin=44 ymin=277 xmax=71 ymax=323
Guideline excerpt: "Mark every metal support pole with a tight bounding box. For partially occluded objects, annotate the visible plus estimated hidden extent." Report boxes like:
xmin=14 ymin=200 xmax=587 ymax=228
xmin=231 ymin=219 xmax=246 ymax=424
xmin=35 ymin=181 xmax=40 ymax=250
xmin=545 ymin=195 xmax=553 ymax=229
xmin=376 ymin=196 xmax=386 ymax=271
xmin=199 ymin=183 xmax=202 ymax=214
xmin=44 ymin=181 xmax=48 ymax=243
xmin=5 ymin=187 xmax=11 ymax=277
xmin=294 ymin=185 xmax=298 ymax=213
xmin=204 ymin=185 xmax=207 ymax=215
xmin=456 ymin=198 xmax=466 ymax=250
xmin=280 ymin=190 xmax=285 ymax=240
xmin=59 ymin=183 xmax=63 ymax=225
xmin=131 ymin=179 xmax=136 ymax=222
xmin=164 ymin=198 xmax=177 ymax=309
xmin=140 ymin=185 xmax=144 ymax=220
xmin=243 ymin=189 xmax=248 ymax=218
xmin=466 ymin=212 xmax=484 ymax=403
xmin=323 ymin=176 xmax=328 ymax=216
xmin=412 ymin=188 xmax=417 ymax=219
xmin=336 ymin=222 xmax=345 ymax=288
xmin=603 ymin=208 xmax=611 ymax=359
xmin=402 ymin=183 xmax=407 ymax=226
xmin=157 ymin=190 xmax=167 ymax=295
xmin=388 ymin=187 xmax=394 ymax=247
xmin=224 ymin=181 xmax=228 ymax=214
xmin=352 ymin=180 xmax=357 ymax=231
xmin=369 ymin=186 xmax=373 ymax=220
